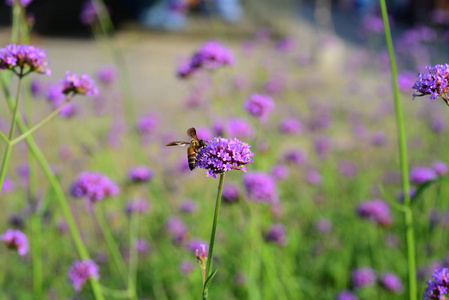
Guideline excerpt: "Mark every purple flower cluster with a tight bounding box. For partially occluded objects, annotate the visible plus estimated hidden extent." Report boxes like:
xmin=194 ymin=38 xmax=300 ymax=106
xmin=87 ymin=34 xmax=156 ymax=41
xmin=80 ymin=1 xmax=99 ymax=25
xmin=264 ymin=224 xmax=286 ymax=246
xmin=68 ymin=260 xmax=100 ymax=291
xmin=125 ymin=198 xmax=150 ymax=215
xmin=244 ymin=93 xmax=275 ymax=123
xmin=379 ymin=273 xmax=403 ymax=294
xmin=351 ymin=267 xmax=376 ymax=288
xmin=242 ymin=172 xmax=279 ymax=204
xmin=177 ymin=41 xmax=234 ymax=78
xmin=45 ymin=84 xmax=76 ymax=118
xmin=335 ymin=290 xmax=358 ymax=300
xmin=2 ymin=177 xmax=15 ymax=194
xmin=423 ymin=268 xmax=449 ymax=299
xmin=165 ymin=217 xmax=187 ymax=243
xmin=0 ymin=44 xmax=51 ymax=76
xmin=0 ymin=229 xmax=28 ymax=256
xmin=128 ymin=165 xmax=154 ymax=183
xmin=195 ymin=137 xmax=254 ymax=178
xmin=70 ymin=172 xmax=119 ymax=203
xmin=410 ymin=167 xmax=437 ymax=185
xmin=96 ymin=65 xmax=117 ymax=85
xmin=136 ymin=114 xmax=158 ymax=135
xmin=226 ymin=118 xmax=254 ymax=139
xmin=278 ymin=117 xmax=302 ymax=134
xmin=433 ymin=161 xmax=448 ymax=176
xmin=60 ymin=72 xmax=98 ymax=96
xmin=222 ymin=183 xmax=239 ymax=203
xmin=413 ymin=64 xmax=449 ymax=104
xmin=356 ymin=199 xmax=392 ymax=227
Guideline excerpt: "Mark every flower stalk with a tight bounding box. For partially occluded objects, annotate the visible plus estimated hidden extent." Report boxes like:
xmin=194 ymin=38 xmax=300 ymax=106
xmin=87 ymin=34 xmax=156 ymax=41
xmin=379 ymin=1 xmax=416 ymax=299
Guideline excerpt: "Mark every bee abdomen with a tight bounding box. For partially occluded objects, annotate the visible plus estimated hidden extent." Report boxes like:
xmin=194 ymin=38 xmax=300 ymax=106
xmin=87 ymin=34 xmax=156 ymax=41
xmin=188 ymin=152 xmax=197 ymax=171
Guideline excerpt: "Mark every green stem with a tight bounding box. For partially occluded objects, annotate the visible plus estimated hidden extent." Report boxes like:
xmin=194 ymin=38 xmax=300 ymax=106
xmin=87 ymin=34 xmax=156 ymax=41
xmin=379 ymin=1 xmax=416 ymax=300
xmin=0 ymin=132 xmax=9 ymax=144
xmin=128 ymin=213 xmax=139 ymax=300
xmin=0 ymin=74 xmax=23 ymax=196
xmin=0 ymin=73 xmax=104 ymax=300
xmin=100 ymin=285 xmax=131 ymax=298
xmin=11 ymin=98 xmax=71 ymax=146
xmin=30 ymin=214 xmax=43 ymax=299
xmin=204 ymin=173 xmax=226 ymax=299
xmin=11 ymin=3 xmax=21 ymax=43
xmin=94 ymin=204 xmax=129 ymax=286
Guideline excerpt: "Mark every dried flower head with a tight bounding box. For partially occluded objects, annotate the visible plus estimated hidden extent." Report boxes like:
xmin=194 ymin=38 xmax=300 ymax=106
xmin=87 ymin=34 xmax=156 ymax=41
xmin=68 ymin=260 xmax=100 ymax=291
xmin=196 ymin=137 xmax=254 ymax=178
xmin=60 ymin=72 xmax=98 ymax=96
xmin=0 ymin=229 xmax=28 ymax=256
xmin=413 ymin=64 xmax=449 ymax=105
xmin=0 ymin=44 xmax=50 ymax=76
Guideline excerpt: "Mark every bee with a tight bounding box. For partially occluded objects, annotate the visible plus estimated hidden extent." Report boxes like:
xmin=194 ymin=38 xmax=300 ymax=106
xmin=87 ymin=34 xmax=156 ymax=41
xmin=166 ymin=127 xmax=206 ymax=171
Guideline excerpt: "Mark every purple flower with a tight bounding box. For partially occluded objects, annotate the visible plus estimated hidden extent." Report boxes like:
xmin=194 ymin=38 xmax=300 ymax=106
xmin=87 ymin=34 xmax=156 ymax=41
xmin=379 ymin=272 xmax=403 ymax=294
xmin=264 ymin=224 xmax=286 ymax=246
xmin=125 ymin=198 xmax=150 ymax=215
xmin=68 ymin=260 xmax=100 ymax=291
xmin=335 ymin=290 xmax=358 ymax=300
xmin=0 ymin=44 xmax=51 ymax=76
xmin=263 ymin=75 xmax=285 ymax=95
xmin=413 ymin=64 xmax=449 ymax=105
xmin=178 ymin=199 xmax=197 ymax=213
xmin=275 ymin=37 xmax=295 ymax=52
xmin=79 ymin=1 xmax=103 ymax=25
xmin=433 ymin=161 xmax=448 ymax=176
xmin=165 ymin=217 xmax=187 ymax=243
xmin=0 ymin=229 xmax=28 ymax=256
xmin=410 ymin=167 xmax=437 ymax=185
xmin=45 ymin=84 xmax=76 ymax=118
xmin=396 ymin=187 xmax=417 ymax=202
xmin=70 ymin=171 xmax=119 ymax=203
xmin=30 ymin=79 xmax=43 ymax=97
xmin=178 ymin=41 xmax=233 ymax=78
xmin=371 ymin=131 xmax=388 ymax=147
xmin=135 ymin=238 xmax=150 ymax=253
xmin=226 ymin=118 xmax=254 ymax=139
xmin=195 ymin=127 xmax=213 ymax=141
xmin=361 ymin=14 xmax=384 ymax=35
xmin=61 ymin=72 xmax=98 ymax=96
xmin=5 ymin=0 xmax=33 ymax=7
xmin=351 ymin=267 xmax=376 ymax=288
xmin=338 ymin=161 xmax=357 ymax=178
xmin=282 ymin=149 xmax=307 ymax=167
xmin=356 ymin=199 xmax=392 ymax=227
xmin=278 ymin=117 xmax=302 ymax=134
xmin=431 ymin=115 xmax=447 ymax=133
xmin=195 ymin=137 xmax=254 ymax=178
xmin=180 ymin=260 xmax=194 ymax=274
xmin=397 ymin=71 xmax=416 ymax=93
xmin=315 ymin=218 xmax=332 ymax=233
xmin=2 ymin=177 xmax=15 ymax=194
xmin=128 ymin=165 xmax=154 ymax=183
xmin=135 ymin=114 xmax=158 ymax=135
xmin=96 ymin=65 xmax=117 ymax=85
xmin=423 ymin=268 xmax=449 ymax=299
xmin=243 ymin=172 xmax=278 ymax=204
xmin=306 ymin=170 xmax=322 ymax=185
xmin=187 ymin=238 xmax=208 ymax=253
xmin=270 ymin=164 xmax=289 ymax=180
xmin=314 ymin=136 xmax=331 ymax=158
xmin=222 ymin=183 xmax=239 ymax=203
xmin=244 ymin=93 xmax=275 ymax=123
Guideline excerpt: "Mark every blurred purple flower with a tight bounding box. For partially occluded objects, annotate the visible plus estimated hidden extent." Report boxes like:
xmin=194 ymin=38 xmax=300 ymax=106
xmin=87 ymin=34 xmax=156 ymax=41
xmin=166 ymin=217 xmax=187 ymax=243
xmin=356 ymin=199 xmax=392 ymax=227
xmin=135 ymin=238 xmax=150 ymax=253
xmin=187 ymin=238 xmax=208 ymax=254
xmin=432 ymin=161 xmax=448 ymax=176
xmin=396 ymin=187 xmax=417 ymax=202
xmin=430 ymin=115 xmax=447 ymax=133
xmin=196 ymin=137 xmax=254 ymax=178
xmin=0 ymin=44 xmax=51 ymax=75
xmin=96 ymin=65 xmax=117 ymax=85
xmin=195 ymin=127 xmax=213 ymax=141
xmin=30 ymin=79 xmax=43 ymax=97
xmin=410 ymin=167 xmax=437 ymax=185
xmin=275 ymin=37 xmax=295 ymax=52
xmin=128 ymin=165 xmax=154 ymax=183
xmin=379 ymin=272 xmax=403 ymax=294
xmin=315 ymin=218 xmax=332 ymax=233
xmin=264 ymin=224 xmax=286 ymax=246
xmin=226 ymin=118 xmax=254 ymax=139
xmin=243 ymin=93 xmax=274 ymax=123
xmin=314 ymin=136 xmax=331 ymax=158
xmin=278 ymin=117 xmax=302 ymax=135
xmin=371 ymin=131 xmax=388 ymax=147
xmin=361 ymin=14 xmax=384 ymax=35
xmin=282 ymin=149 xmax=307 ymax=167
xmin=45 ymin=84 xmax=77 ymax=118
xmin=413 ymin=64 xmax=449 ymax=104
xmin=351 ymin=267 xmax=376 ymax=288
xmin=5 ymin=0 xmax=33 ymax=7
xmin=338 ymin=161 xmax=357 ymax=178
xmin=178 ymin=199 xmax=197 ymax=213
xmin=136 ymin=114 xmax=158 ymax=135
xmin=68 ymin=260 xmax=99 ymax=291
xmin=0 ymin=229 xmax=28 ymax=256
xmin=70 ymin=171 xmax=119 ymax=203
xmin=179 ymin=260 xmax=194 ymax=274
xmin=2 ymin=177 xmax=15 ymax=194
xmin=125 ymin=198 xmax=150 ymax=215
xmin=397 ymin=71 xmax=416 ymax=93
xmin=243 ymin=172 xmax=278 ymax=204
xmin=222 ymin=183 xmax=239 ymax=203
xmin=306 ymin=170 xmax=322 ymax=185
xmin=423 ymin=268 xmax=449 ymax=299
xmin=263 ymin=75 xmax=285 ymax=95
xmin=61 ymin=72 xmax=98 ymax=96
xmin=335 ymin=290 xmax=358 ymax=300
xmin=270 ymin=164 xmax=289 ymax=181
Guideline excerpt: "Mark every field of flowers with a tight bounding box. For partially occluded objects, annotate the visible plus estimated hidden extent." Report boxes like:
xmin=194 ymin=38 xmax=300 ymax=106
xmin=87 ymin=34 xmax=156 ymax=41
xmin=1 ymin=1 xmax=449 ymax=300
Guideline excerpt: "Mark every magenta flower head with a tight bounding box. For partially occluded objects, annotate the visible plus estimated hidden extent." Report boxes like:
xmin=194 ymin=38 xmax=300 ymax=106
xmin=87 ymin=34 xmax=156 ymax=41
xmin=70 ymin=171 xmax=119 ymax=203
xmin=351 ymin=267 xmax=377 ymax=288
xmin=380 ymin=272 xmax=403 ymax=294
xmin=79 ymin=1 xmax=105 ymax=25
xmin=2 ymin=177 xmax=15 ymax=194
xmin=413 ymin=64 xmax=449 ymax=105
xmin=423 ymin=268 xmax=449 ymax=299
xmin=135 ymin=238 xmax=150 ymax=253
xmin=68 ymin=260 xmax=100 ymax=291
xmin=45 ymin=84 xmax=76 ymax=118
xmin=165 ymin=217 xmax=187 ymax=243
xmin=96 ymin=65 xmax=117 ymax=85
xmin=61 ymin=72 xmax=98 ymax=96
xmin=5 ymin=0 xmax=33 ymax=7
xmin=0 ymin=44 xmax=51 ymax=76
xmin=244 ymin=93 xmax=275 ymax=123
xmin=410 ymin=167 xmax=437 ymax=185
xmin=278 ymin=117 xmax=302 ymax=134
xmin=264 ymin=224 xmax=287 ymax=246
xmin=195 ymin=137 xmax=254 ymax=178
xmin=0 ymin=229 xmax=28 ymax=256
xmin=356 ymin=199 xmax=392 ymax=227
xmin=128 ymin=165 xmax=154 ymax=183
xmin=125 ymin=198 xmax=150 ymax=215
xmin=135 ymin=114 xmax=158 ymax=135
xmin=243 ymin=172 xmax=279 ymax=204
xmin=432 ymin=161 xmax=448 ymax=176
xmin=195 ymin=243 xmax=208 ymax=264
xmin=335 ymin=290 xmax=358 ymax=300
xmin=226 ymin=118 xmax=254 ymax=139
xmin=222 ymin=183 xmax=240 ymax=203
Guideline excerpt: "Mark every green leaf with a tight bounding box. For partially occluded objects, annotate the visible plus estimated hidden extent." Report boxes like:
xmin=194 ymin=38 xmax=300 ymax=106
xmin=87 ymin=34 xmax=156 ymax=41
xmin=203 ymin=269 xmax=218 ymax=292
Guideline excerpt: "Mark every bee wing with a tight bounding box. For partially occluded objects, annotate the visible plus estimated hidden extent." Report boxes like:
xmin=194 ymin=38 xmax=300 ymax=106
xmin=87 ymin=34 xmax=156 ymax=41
xmin=187 ymin=127 xmax=198 ymax=140
xmin=166 ymin=141 xmax=190 ymax=146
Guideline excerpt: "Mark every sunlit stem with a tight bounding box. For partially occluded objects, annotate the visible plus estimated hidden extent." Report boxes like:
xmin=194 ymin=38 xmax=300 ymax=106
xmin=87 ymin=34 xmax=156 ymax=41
xmin=11 ymin=96 xmax=72 ymax=146
xmin=0 ymin=73 xmax=104 ymax=300
xmin=203 ymin=172 xmax=226 ymax=299
xmin=0 ymin=72 xmax=23 ymax=196
xmin=379 ymin=1 xmax=416 ymax=300
xmin=0 ymin=132 xmax=9 ymax=144
xmin=128 ymin=212 xmax=139 ymax=300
